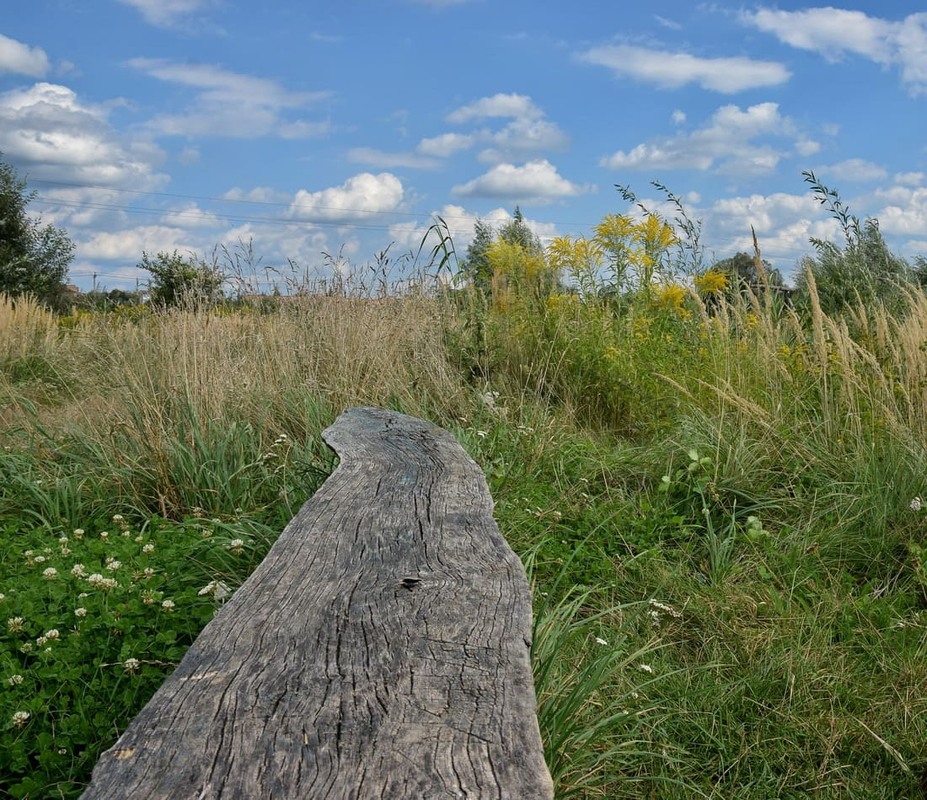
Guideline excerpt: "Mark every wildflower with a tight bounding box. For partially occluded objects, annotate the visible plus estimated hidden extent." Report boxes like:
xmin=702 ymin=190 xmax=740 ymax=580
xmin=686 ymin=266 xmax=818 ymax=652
xmin=197 ymin=580 xmax=230 ymax=600
xmin=7 ymin=617 xmax=24 ymax=633
xmin=910 ymin=497 xmax=923 ymax=512
xmin=71 ymin=564 xmax=87 ymax=578
xmin=34 ymin=556 xmax=46 ymax=564
xmin=161 ymin=599 xmax=175 ymax=611
xmin=74 ymin=608 xmax=87 ymax=618
xmin=23 ymin=550 xmax=33 ymax=559
xmin=0 ymin=593 xmax=5 ymax=603
xmin=99 ymin=531 xmax=108 ymax=540
xmin=134 ymin=535 xmax=144 ymax=543
xmin=649 ymin=599 xmax=682 ymax=619
xmin=42 ymin=567 xmax=58 ymax=580
xmin=60 ymin=546 xmax=71 ymax=556
xmin=228 ymin=539 xmax=245 ymax=555
xmin=105 ymin=560 xmax=122 ymax=572
xmin=11 ymin=711 xmax=30 ymax=728
xmin=123 ymin=658 xmax=141 ymax=674
xmin=142 ymin=567 xmax=154 ymax=579
xmin=72 ymin=529 xmax=84 ymax=540
xmin=142 ymin=544 xmax=155 ymax=554
xmin=43 ymin=629 xmax=60 ymax=641
xmin=140 ymin=589 xmax=158 ymax=605
xmin=58 ymin=536 xmax=69 ymax=544
xmin=87 ymin=574 xmax=118 ymax=591
xmin=112 ymin=514 xmax=124 ymax=524
xmin=7 ymin=675 xmax=24 ymax=686
xmin=36 ymin=636 xmax=47 ymax=646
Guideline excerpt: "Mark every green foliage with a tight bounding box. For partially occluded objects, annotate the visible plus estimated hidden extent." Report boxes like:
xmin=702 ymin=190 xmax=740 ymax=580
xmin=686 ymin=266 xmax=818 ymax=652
xmin=0 ymin=513 xmax=274 ymax=798
xmin=796 ymin=173 xmax=915 ymax=315
xmin=0 ymin=154 xmax=75 ymax=310
xmin=139 ymin=250 xmax=226 ymax=309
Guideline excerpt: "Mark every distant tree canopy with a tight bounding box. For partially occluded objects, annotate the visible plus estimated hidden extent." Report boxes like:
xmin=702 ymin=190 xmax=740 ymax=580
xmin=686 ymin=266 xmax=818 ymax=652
xmin=139 ymin=250 xmax=225 ymax=309
xmin=794 ymin=219 xmax=915 ymax=315
xmin=0 ymin=153 xmax=75 ymax=309
xmin=709 ymin=252 xmax=784 ymax=292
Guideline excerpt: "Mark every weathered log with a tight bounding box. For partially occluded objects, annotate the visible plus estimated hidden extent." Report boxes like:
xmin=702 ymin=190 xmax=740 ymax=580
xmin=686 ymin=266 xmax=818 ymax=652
xmin=80 ymin=406 xmax=553 ymax=799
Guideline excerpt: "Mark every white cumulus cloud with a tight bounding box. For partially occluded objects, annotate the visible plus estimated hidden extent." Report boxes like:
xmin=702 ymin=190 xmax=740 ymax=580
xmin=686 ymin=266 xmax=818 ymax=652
xmin=0 ymin=34 xmax=50 ymax=77
xmin=347 ymin=147 xmax=439 ymax=169
xmin=287 ymin=173 xmax=404 ymax=223
xmin=446 ymin=93 xmax=542 ymax=124
xmin=0 ymin=82 xmax=167 ymax=188
xmin=743 ymin=8 xmax=927 ymax=95
xmin=416 ymin=133 xmax=475 ymax=157
xmin=601 ymin=102 xmax=812 ymax=176
xmin=579 ymin=45 xmax=791 ymax=93
xmin=452 ymin=160 xmax=584 ymax=203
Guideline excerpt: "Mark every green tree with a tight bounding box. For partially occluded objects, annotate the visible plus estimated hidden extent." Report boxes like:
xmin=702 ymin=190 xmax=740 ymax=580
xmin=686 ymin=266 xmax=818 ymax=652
xmin=0 ymin=154 xmax=75 ymax=309
xmin=498 ymin=206 xmax=542 ymax=255
xmin=461 ymin=218 xmax=494 ymax=292
xmin=710 ymin=252 xmax=784 ymax=293
xmin=140 ymin=250 xmax=225 ymax=309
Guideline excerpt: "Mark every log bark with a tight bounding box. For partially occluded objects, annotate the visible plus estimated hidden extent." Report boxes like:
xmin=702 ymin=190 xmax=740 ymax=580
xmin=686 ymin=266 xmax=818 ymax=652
xmin=80 ymin=406 xmax=554 ymax=799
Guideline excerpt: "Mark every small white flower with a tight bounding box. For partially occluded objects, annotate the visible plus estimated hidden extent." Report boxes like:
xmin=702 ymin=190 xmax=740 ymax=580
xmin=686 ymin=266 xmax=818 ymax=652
xmin=112 ymin=514 xmax=124 ymax=523
xmin=0 ymin=593 xmax=5 ymax=603
xmin=7 ymin=617 xmax=25 ymax=633
xmin=74 ymin=607 xmax=87 ymax=618
xmin=44 ymin=629 xmax=60 ymax=640
xmin=72 ymin=529 xmax=84 ymax=540
xmin=7 ymin=674 xmax=24 ymax=686
xmin=105 ymin=560 xmax=121 ymax=572
xmin=34 ymin=556 xmax=46 ymax=564
xmin=36 ymin=636 xmax=47 ymax=647
xmin=122 ymin=658 xmax=141 ymax=674
xmin=12 ymin=711 xmax=30 ymax=728
xmin=910 ymin=497 xmax=923 ymax=512
xmin=42 ymin=567 xmax=58 ymax=580
xmin=228 ymin=539 xmax=245 ymax=554
xmin=71 ymin=564 xmax=87 ymax=578
xmin=197 ymin=580 xmax=230 ymax=600
xmin=58 ymin=536 xmax=69 ymax=544
xmin=99 ymin=531 xmax=108 ymax=540
xmin=142 ymin=567 xmax=155 ymax=578
xmin=161 ymin=599 xmax=176 ymax=611
xmin=142 ymin=544 xmax=155 ymax=554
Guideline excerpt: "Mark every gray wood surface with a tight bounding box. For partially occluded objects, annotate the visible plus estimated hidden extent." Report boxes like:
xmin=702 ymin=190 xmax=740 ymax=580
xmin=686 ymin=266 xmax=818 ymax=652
xmin=80 ymin=406 xmax=553 ymax=799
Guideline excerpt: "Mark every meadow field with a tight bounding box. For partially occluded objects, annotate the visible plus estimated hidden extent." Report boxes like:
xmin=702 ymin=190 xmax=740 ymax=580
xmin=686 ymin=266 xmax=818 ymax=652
xmin=3 ymin=223 xmax=927 ymax=797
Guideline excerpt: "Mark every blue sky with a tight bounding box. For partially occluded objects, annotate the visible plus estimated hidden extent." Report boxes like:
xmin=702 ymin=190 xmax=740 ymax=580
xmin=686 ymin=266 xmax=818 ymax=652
xmin=2 ymin=1 xmax=926 ymax=291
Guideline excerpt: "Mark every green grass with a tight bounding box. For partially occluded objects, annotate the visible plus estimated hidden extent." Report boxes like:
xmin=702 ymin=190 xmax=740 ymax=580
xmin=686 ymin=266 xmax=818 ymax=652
xmin=3 ymin=279 xmax=927 ymax=797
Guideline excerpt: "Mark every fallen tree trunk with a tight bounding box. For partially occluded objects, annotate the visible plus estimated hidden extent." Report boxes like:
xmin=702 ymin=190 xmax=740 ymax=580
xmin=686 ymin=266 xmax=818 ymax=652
xmin=81 ymin=406 xmax=553 ymax=799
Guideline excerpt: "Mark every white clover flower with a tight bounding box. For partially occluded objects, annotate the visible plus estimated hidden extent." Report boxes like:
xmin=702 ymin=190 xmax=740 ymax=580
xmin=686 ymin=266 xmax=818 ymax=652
xmin=142 ymin=544 xmax=155 ymax=554
xmin=0 ymin=593 xmax=5 ymax=603
xmin=74 ymin=608 xmax=87 ymax=618
xmin=23 ymin=550 xmax=33 ymax=558
xmin=71 ymin=564 xmax=87 ymax=578
xmin=228 ymin=539 xmax=245 ymax=554
xmin=58 ymin=536 xmax=69 ymax=544
xmin=99 ymin=531 xmax=108 ymax=540
xmin=87 ymin=574 xmax=118 ymax=591
xmin=44 ymin=629 xmax=60 ymax=640
xmin=60 ymin=547 xmax=71 ymax=556
xmin=140 ymin=590 xmax=157 ymax=605
xmin=12 ymin=711 xmax=30 ymax=728
xmin=72 ymin=529 xmax=84 ymax=540
xmin=7 ymin=617 xmax=24 ymax=633
xmin=123 ymin=658 xmax=141 ymax=674
xmin=112 ymin=514 xmax=124 ymax=523
xmin=36 ymin=636 xmax=47 ymax=646
xmin=7 ymin=674 xmax=24 ymax=686
xmin=78 ymin=592 xmax=88 ymax=599
xmin=105 ymin=560 xmax=122 ymax=572
xmin=197 ymin=580 xmax=230 ymax=600
xmin=910 ymin=497 xmax=923 ymax=512
xmin=42 ymin=567 xmax=58 ymax=580
xmin=161 ymin=599 xmax=176 ymax=611
xmin=19 ymin=643 xmax=32 ymax=654
xmin=142 ymin=567 xmax=155 ymax=579
xmin=34 ymin=556 xmax=46 ymax=564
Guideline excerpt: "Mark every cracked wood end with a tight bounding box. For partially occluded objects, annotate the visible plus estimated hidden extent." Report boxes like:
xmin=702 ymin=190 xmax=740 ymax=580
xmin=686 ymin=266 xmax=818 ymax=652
xmin=80 ymin=406 xmax=554 ymax=799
